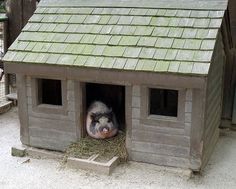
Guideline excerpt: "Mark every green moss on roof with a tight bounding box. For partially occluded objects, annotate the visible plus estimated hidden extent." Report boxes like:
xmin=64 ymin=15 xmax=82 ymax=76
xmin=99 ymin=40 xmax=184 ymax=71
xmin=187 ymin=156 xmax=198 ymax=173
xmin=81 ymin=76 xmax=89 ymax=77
xmin=3 ymin=5 xmax=224 ymax=76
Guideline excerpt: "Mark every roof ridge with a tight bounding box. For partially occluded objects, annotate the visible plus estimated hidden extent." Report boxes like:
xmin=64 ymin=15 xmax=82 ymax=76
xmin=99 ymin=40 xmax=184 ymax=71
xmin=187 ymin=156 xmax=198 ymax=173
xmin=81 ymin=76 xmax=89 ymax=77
xmin=39 ymin=0 xmax=228 ymax=11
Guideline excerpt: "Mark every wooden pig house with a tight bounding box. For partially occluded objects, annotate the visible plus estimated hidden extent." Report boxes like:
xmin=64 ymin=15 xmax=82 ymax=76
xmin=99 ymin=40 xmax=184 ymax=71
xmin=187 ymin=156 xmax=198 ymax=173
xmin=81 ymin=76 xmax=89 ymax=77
xmin=3 ymin=0 xmax=229 ymax=171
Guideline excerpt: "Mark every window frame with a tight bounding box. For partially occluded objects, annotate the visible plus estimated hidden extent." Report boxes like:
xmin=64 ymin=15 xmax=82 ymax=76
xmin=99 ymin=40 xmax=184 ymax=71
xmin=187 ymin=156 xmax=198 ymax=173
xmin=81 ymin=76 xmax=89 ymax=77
xmin=140 ymin=86 xmax=185 ymax=125
xmin=31 ymin=77 xmax=67 ymax=115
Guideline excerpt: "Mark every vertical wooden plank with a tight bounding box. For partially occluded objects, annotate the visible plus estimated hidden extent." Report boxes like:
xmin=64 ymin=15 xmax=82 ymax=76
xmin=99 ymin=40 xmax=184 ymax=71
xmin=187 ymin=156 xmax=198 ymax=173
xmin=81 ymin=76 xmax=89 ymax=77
xmin=4 ymin=13 xmax=10 ymax=97
xmin=3 ymin=21 xmax=8 ymax=53
xmin=75 ymin=81 xmax=81 ymax=139
xmin=201 ymin=33 xmax=224 ymax=168
xmin=229 ymin=0 xmax=236 ymax=47
xmin=125 ymin=85 xmax=132 ymax=158
xmin=190 ymin=88 xmax=206 ymax=170
xmin=75 ymin=82 xmax=86 ymax=139
xmin=16 ymin=74 xmax=30 ymax=145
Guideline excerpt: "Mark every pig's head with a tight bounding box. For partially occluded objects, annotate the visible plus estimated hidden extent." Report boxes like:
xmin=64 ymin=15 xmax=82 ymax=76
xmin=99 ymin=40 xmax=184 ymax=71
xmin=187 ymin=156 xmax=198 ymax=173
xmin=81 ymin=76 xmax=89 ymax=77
xmin=89 ymin=110 xmax=118 ymax=139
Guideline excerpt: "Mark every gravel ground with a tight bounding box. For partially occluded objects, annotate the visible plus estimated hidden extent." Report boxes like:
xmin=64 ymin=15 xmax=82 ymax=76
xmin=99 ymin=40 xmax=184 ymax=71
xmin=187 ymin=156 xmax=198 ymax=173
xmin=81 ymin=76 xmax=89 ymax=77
xmin=0 ymin=107 xmax=236 ymax=189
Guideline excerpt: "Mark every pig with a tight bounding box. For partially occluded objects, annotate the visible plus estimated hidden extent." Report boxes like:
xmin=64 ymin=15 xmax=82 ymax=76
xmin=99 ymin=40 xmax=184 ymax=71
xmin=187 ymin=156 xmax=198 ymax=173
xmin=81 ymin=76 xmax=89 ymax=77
xmin=86 ymin=101 xmax=118 ymax=139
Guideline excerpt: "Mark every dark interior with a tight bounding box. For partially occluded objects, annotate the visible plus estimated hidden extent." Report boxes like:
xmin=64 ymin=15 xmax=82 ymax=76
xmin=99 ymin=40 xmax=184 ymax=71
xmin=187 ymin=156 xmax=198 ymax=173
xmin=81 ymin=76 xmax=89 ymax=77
xmin=38 ymin=79 xmax=62 ymax=106
xmin=86 ymin=83 xmax=126 ymax=131
xmin=149 ymin=88 xmax=178 ymax=117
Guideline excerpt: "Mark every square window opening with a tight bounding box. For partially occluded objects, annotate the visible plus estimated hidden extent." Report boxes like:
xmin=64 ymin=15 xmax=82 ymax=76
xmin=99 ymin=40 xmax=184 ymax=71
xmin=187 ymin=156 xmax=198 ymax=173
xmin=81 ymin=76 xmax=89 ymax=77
xmin=38 ymin=79 xmax=62 ymax=106
xmin=149 ymin=88 xmax=178 ymax=117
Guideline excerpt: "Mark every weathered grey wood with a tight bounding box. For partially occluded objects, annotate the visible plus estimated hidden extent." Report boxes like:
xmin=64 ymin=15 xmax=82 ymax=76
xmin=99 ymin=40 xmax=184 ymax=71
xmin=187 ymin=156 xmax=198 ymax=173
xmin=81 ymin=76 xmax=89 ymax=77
xmin=131 ymin=151 xmax=190 ymax=169
xmin=140 ymin=113 xmax=185 ymax=128
xmin=132 ymin=141 xmax=190 ymax=158
xmin=204 ymin=123 xmax=220 ymax=149
xmin=132 ymin=86 xmax=141 ymax=97
xmin=16 ymin=74 xmax=30 ymax=145
xmin=132 ymin=129 xmax=190 ymax=147
xmin=74 ymin=81 xmax=81 ymax=139
xmin=189 ymin=88 xmax=206 ymax=170
xmin=28 ymin=106 xmax=75 ymax=121
xmin=5 ymin=63 xmax=206 ymax=89
xmin=125 ymin=86 xmax=132 ymax=158
xmin=26 ymin=147 xmax=64 ymax=159
xmin=29 ymin=117 xmax=76 ymax=133
xmin=201 ymin=33 xmax=224 ymax=169
xmin=77 ymin=82 xmax=87 ymax=137
xmin=29 ymin=127 xmax=77 ymax=141
xmin=201 ymin=128 xmax=219 ymax=168
xmin=205 ymin=106 xmax=221 ymax=136
xmin=29 ymin=136 xmax=71 ymax=151
xmin=67 ymin=156 xmax=119 ymax=175
xmin=132 ymin=123 xmax=186 ymax=136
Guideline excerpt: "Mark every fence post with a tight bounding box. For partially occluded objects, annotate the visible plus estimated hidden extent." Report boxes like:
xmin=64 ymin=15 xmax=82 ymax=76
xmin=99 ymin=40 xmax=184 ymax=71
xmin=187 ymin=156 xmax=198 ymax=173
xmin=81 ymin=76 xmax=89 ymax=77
xmin=5 ymin=0 xmax=23 ymax=47
xmin=22 ymin=0 xmax=36 ymax=26
xmin=4 ymin=0 xmax=36 ymax=95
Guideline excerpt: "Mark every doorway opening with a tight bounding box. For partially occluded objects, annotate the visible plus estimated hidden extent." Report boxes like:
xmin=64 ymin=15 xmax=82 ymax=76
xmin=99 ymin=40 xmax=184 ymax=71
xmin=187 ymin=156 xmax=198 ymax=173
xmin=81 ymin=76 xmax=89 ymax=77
xmin=85 ymin=83 xmax=126 ymax=131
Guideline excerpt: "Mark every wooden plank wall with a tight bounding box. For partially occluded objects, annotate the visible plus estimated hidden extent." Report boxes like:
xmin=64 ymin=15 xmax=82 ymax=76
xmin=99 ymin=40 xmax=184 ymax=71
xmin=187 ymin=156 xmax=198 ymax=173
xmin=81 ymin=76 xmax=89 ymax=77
xmin=129 ymin=85 xmax=193 ymax=169
xmin=26 ymin=77 xmax=78 ymax=151
xmin=202 ymin=32 xmax=225 ymax=168
xmin=16 ymin=74 xmax=30 ymax=145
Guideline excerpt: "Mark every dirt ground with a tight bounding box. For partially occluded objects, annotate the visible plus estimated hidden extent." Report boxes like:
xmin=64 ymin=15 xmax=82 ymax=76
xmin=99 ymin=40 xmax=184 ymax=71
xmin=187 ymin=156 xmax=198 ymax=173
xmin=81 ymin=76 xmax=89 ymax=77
xmin=0 ymin=107 xmax=236 ymax=189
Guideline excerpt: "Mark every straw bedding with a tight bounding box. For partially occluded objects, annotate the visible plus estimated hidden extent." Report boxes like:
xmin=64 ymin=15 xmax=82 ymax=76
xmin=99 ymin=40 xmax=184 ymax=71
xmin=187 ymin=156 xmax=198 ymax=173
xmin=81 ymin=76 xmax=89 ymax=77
xmin=64 ymin=131 xmax=128 ymax=162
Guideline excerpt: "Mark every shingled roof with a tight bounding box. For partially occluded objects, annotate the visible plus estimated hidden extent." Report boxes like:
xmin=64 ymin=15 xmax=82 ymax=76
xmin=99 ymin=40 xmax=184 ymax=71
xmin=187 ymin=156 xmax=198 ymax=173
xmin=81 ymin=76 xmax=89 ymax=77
xmin=3 ymin=0 xmax=226 ymax=75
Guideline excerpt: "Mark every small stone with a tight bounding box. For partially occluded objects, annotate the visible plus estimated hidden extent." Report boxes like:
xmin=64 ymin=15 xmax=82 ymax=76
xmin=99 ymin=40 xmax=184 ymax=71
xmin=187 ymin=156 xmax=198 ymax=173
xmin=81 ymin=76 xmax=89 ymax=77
xmin=11 ymin=146 xmax=26 ymax=157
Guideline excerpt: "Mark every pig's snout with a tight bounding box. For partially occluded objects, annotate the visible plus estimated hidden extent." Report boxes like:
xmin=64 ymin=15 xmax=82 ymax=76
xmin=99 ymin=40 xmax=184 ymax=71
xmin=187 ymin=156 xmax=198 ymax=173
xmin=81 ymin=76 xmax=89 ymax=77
xmin=99 ymin=126 xmax=110 ymax=134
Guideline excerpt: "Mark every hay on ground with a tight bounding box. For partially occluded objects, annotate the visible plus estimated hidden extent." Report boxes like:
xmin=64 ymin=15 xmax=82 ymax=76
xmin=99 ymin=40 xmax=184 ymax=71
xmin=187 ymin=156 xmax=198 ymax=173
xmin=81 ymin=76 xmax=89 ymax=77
xmin=64 ymin=131 xmax=128 ymax=163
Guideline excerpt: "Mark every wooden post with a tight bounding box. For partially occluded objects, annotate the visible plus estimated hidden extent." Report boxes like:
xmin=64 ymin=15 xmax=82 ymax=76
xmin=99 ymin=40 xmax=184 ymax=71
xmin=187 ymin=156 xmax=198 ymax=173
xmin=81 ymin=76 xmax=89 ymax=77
xmin=22 ymin=0 xmax=36 ymax=26
xmin=229 ymin=0 xmax=236 ymax=47
xmin=229 ymin=0 xmax=236 ymax=128
xmin=5 ymin=0 xmax=36 ymax=47
xmin=4 ymin=0 xmax=36 ymax=95
xmin=5 ymin=0 xmax=23 ymax=47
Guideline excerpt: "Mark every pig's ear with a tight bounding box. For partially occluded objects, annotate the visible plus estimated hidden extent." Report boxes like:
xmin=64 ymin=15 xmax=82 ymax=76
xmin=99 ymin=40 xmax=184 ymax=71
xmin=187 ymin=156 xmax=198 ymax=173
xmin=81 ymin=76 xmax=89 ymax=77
xmin=108 ymin=108 xmax=113 ymax=113
xmin=107 ymin=108 xmax=113 ymax=117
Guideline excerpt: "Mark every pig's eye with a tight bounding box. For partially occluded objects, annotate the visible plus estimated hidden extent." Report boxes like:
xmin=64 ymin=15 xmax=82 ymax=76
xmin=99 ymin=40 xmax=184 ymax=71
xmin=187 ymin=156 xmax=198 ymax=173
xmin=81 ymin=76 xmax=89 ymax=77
xmin=108 ymin=119 xmax=111 ymax=123
xmin=92 ymin=119 xmax=99 ymax=123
